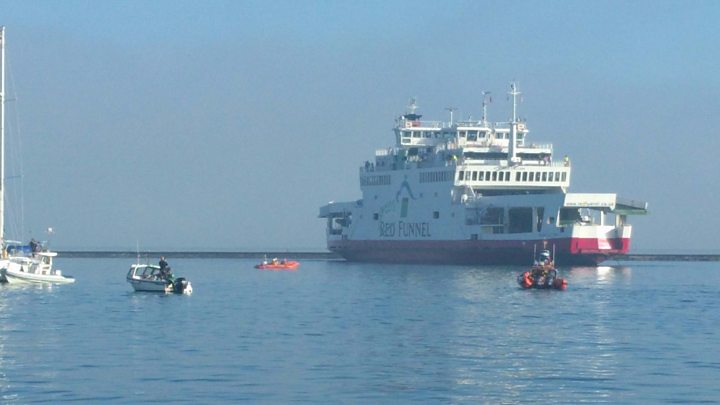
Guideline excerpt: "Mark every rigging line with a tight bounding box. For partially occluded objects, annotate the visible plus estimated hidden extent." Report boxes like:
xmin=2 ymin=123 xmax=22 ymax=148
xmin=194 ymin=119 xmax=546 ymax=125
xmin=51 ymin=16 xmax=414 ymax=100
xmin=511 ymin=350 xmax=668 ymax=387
xmin=4 ymin=57 xmax=26 ymax=241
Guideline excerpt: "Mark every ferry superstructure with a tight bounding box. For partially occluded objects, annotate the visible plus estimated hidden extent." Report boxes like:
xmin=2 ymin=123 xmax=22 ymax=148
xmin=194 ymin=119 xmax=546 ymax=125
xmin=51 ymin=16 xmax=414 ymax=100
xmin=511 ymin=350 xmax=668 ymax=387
xmin=319 ymin=84 xmax=648 ymax=265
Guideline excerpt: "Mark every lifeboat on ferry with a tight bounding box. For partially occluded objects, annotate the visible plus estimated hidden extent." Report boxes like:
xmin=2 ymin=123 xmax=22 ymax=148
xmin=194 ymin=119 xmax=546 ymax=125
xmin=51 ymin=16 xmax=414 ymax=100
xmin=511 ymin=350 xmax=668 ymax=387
xmin=255 ymin=258 xmax=299 ymax=270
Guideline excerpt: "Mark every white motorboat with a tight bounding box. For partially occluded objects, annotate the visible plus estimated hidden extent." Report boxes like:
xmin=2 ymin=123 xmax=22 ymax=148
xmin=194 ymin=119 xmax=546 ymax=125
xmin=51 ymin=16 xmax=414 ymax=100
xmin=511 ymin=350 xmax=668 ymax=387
xmin=0 ymin=251 xmax=75 ymax=284
xmin=126 ymin=264 xmax=193 ymax=294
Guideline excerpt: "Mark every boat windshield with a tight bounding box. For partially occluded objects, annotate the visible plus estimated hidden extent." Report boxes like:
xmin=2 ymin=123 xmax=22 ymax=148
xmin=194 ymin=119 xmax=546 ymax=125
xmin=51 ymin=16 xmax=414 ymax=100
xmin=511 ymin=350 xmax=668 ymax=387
xmin=134 ymin=265 xmax=161 ymax=279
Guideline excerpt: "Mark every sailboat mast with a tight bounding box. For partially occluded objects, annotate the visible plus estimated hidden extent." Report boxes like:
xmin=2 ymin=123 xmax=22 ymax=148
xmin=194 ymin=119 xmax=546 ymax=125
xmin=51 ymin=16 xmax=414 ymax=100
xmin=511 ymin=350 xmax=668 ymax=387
xmin=0 ymin=26 xmax=6 ymax=243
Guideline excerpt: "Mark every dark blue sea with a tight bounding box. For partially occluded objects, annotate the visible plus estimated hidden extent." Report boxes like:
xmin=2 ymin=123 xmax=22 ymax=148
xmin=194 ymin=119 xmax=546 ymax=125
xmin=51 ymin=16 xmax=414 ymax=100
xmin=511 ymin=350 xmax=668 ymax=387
xmin=1 ymin=257 xmax=719 ymax=403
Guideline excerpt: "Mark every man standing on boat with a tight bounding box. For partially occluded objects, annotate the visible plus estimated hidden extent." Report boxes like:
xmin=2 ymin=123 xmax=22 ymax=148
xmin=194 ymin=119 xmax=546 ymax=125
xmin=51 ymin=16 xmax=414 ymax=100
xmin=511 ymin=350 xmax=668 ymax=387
xmin=159 ymin=256 xmax=172 ymax=280
xmin=29 ymin=238 xmax=40 ymax=253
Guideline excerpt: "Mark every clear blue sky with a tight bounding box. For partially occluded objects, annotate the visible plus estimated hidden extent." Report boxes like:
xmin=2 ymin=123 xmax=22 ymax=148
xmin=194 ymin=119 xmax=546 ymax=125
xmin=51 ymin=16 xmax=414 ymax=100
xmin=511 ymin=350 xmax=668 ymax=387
xmin=1 ymin=0 xmax=719 ymax=252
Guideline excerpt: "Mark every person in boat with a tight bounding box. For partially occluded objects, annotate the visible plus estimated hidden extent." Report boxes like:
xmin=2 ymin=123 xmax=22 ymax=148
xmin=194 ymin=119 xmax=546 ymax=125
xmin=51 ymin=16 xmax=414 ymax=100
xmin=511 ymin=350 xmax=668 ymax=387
xmin=531 ymin=250 xmax=553 ymax=285
xmin=159 ymin=256 xmax=172 ymax=280
xmin=29 ymin=238 xmax=41 ymax=253
xmin=533 ymin=250 xmax=550 ymax=266
xmin=540 ymin=250 xmax=554 ymax=268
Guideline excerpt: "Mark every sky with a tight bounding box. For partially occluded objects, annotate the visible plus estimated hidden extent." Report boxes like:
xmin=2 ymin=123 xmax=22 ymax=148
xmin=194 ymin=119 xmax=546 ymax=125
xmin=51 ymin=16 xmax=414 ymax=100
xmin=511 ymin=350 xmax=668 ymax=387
xmin=0 ymin=0 xmax=719 ymax=252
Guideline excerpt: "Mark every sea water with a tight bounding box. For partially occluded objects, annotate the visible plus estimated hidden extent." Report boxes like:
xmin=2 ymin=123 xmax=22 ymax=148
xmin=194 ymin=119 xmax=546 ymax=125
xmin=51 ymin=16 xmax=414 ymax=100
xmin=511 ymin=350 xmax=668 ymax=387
xmin=1 ymin=257 xmax=719 ymax=403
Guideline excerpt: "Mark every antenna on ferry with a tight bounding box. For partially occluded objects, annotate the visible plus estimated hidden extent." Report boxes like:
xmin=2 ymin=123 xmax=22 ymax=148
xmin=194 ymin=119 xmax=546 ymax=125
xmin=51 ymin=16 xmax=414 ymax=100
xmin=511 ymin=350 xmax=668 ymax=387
xmin=481 ymin=91 xmax=491 ymax=125
xmin=445 ymin=107 xmax=457 ymax=126
xmin=509 ymin=81 xmax=521 ymax=123
xmin=408 ymin=97 xmax=418 ymax=114
xmin=508 ymin=82 xmax=521 ymax=165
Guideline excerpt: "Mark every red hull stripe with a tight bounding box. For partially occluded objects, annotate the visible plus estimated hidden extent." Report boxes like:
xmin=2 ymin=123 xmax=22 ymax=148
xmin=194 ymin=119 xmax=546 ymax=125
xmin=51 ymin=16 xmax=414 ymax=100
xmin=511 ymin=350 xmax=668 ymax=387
xmin=328 ymin=237 xmax=630 ymax=265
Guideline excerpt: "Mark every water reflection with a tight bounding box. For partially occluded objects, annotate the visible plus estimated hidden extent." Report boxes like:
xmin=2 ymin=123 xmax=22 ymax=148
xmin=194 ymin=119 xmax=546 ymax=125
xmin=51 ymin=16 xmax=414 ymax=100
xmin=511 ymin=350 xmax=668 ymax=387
xmin=0 ymin=280 xmax=77 ymax=401
xmin=435 ymin=264 xmax=647 ymax=402
xmin=568 ymin=265 xmax=633 ymax=286
xmin=0 ymin=287 xmax=9 ymax=400
xmin=0 ymin=282 xmax=58 ymax=292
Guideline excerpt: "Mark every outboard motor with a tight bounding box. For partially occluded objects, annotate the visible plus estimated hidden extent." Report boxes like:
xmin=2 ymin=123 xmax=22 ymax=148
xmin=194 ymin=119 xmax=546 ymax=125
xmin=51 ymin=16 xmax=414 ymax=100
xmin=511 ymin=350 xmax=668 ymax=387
xmin=172 ymin=277 xmax=192 ymax=294
xmin=545 ymin=269 xmax=558 ymax=288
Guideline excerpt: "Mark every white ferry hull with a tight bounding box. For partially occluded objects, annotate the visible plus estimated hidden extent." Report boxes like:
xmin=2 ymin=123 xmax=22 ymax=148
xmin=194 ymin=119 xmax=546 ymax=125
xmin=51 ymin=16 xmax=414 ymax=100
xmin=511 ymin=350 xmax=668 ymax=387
xmin=322 ymin=190 xmax=639 ymax=265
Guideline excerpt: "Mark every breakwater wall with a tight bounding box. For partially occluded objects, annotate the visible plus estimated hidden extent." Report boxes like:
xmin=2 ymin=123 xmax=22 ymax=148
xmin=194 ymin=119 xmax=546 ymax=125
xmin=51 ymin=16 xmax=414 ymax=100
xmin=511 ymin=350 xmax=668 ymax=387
xmin=57 ymin=251 xmax=720 ymax=261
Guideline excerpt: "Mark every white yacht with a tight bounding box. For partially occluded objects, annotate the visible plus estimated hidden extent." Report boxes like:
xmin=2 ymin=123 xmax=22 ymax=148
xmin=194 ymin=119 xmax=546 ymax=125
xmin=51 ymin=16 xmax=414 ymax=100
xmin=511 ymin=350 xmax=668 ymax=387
xmin=0 ymin=27 xmax=74 ymax=284
xmin=1 ymin=249 xmax=74 ymax=284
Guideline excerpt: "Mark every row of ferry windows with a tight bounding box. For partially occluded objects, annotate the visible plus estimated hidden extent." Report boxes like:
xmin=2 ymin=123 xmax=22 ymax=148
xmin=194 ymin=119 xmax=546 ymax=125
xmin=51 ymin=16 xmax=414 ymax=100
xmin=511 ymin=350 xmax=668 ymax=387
xmin=404 ymin=131 xmax=446 ymax=139
xmin=458 ymin=170 xmax=567 ymax=183
xmin=458 ymin=131 xmax=518 ymax=141
xmin=402 ymin=131 xmax=524 ymax=141
xmin=420 ymin=171 xmax=453 ymax=183
xmin=402 ymin=130 xmax=519 ymax=141
xmin=361 ymin=174 xmax=391 ymax=186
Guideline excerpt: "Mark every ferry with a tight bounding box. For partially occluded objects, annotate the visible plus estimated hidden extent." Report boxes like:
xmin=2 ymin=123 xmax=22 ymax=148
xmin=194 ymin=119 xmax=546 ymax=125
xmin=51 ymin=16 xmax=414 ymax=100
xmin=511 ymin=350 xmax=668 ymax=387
xmin=319 ymin=84 xmax=648 ymax=265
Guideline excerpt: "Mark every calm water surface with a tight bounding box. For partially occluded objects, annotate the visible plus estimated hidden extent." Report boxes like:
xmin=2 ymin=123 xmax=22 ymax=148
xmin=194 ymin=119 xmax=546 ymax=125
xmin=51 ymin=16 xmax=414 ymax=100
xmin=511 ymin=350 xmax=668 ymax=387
xmin=1 ymin=258 xmax=719 ymax=403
